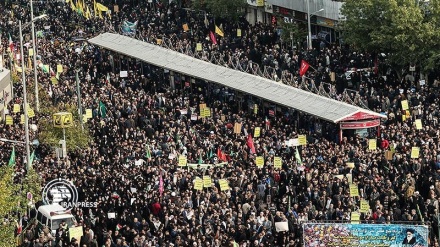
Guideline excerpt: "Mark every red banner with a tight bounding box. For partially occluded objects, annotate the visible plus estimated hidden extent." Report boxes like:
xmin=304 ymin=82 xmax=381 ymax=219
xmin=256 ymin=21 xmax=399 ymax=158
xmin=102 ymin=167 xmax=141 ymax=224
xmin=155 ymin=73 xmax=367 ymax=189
xmin=209 ymin=31 xmax=217 ymax=45
xmin=340 ymin=119 xmax=380 ymax=129
xmin=299 ymin=60 xmax=310 ymax=77
xmin=341 ymin=111 xmax=382 ymax=121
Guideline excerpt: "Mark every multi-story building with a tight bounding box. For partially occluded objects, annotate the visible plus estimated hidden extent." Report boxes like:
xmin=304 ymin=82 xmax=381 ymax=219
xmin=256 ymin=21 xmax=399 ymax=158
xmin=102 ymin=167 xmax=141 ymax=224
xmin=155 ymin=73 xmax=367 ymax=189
xmin=246 ymin=0 xmax=344 ymax=44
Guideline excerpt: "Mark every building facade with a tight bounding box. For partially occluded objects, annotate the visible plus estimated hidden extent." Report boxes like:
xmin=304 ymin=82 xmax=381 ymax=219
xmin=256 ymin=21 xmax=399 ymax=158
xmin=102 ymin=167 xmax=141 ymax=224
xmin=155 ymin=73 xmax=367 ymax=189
xmin=246 ymin=0 xmax=344 ymax=45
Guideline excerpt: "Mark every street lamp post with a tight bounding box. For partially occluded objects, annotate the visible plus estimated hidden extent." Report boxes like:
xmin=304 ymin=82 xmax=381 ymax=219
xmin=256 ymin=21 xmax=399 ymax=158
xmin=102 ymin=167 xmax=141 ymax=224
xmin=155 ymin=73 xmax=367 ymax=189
xmin=18 ymin=14 xmax=47 ymax=170
xmin=30 ymin=0 xmax=40 ymax=112
xmin=307 ymin=0 xmax=324 ymax=50
xmin=19 ymin=20 xmax=31 ymax=170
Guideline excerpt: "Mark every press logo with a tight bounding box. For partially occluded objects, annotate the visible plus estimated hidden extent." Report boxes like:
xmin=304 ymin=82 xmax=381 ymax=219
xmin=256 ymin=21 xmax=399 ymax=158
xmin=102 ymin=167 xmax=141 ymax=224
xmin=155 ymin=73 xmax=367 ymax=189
xmin=42 ymin=178 xmax=97 ymax=210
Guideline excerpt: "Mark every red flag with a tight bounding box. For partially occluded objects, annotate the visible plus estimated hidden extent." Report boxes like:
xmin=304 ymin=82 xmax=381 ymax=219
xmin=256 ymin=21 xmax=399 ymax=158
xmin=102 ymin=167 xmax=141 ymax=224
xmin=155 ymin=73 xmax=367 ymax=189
xmin=159 ymin=173 xmax=164 ymax=197
xmin=247 ymin=134 xmax=256 ymax=154
xmin=217 ymin=147 xmax=227 ymax=161
xmin=299 ymin=60 xmax=310 ymax=77
xmin=209 ymin=31 xmax=217 ymax=45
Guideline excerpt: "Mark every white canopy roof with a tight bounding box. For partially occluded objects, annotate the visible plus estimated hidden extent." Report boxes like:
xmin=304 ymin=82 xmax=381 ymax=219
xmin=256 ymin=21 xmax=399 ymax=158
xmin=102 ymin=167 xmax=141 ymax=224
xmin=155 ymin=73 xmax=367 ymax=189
xmin=88 ymin=33 xmax=385 ymax=123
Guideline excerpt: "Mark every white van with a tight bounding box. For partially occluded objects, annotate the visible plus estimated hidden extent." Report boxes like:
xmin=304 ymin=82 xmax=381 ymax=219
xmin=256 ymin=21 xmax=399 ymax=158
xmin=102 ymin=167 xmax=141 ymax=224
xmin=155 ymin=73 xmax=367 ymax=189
xmin=36 ymin=204 xmax=77 ymax=236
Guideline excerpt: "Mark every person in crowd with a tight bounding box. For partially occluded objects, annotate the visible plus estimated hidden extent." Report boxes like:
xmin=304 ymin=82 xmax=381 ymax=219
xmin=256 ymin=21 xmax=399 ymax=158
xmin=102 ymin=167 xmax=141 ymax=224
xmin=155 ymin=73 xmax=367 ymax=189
xmin=1 ymin=0 xmax=440 ymax=246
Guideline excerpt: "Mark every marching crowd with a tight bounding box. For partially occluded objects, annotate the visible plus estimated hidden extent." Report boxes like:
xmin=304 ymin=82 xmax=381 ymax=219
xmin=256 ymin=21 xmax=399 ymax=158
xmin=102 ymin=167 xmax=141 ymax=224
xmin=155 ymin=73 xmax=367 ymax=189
xmin=1 ymin=0 xmax=440 ymax=247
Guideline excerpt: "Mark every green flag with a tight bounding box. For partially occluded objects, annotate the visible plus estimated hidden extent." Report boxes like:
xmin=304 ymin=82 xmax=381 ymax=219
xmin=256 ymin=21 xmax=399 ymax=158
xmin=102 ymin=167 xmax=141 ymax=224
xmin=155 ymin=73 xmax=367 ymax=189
xmin=29 ymin=150 xmax=35 ymax=166
xmin=145 ymin=145 xmax=151 ymax=161
xmin=295 ymin=148 xmax=302 ymax=165
xmin=8 ymin=147 xmax=15 ymax=167
xmin=198 ymin=153 xmax=203 ymax=165
xmin=36 ymin=30 xmax=44 ymax=38
xmin=99 ymin=101 xmax=107 ymax=118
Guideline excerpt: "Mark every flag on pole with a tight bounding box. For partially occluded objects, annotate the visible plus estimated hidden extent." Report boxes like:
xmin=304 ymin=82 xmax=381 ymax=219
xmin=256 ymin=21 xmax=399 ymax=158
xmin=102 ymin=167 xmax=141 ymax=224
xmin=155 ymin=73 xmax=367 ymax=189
xmin=116 ymin=224 xmax=122 ymax=231
xmin=204 ymin=14 xmax=209 ymax=28
xmin=8 ymin=147 xmax=16 ymax=167
xmin=198 ymin=153 xmax=203 ymax=165
xmin=215 ymin=25 xmax=224 ymax=37
xmin=85 ymin=4 xmax=91 ymax=19
xmin=145 ymin=145 xmax=151 ymax=161
xmin=295 ymin=148 xmax=302 ymax=165
xmin=99 ymin=101 xmax=107 ymax=118
xmin=209 ymin=31 xmax=217 ymax=45
xmin=8 ymin=33 xmax=14 ymax=52
xmin=29 ymin=150 xmax=35 ymax=166
xmin=299 ymin=60 xmax=310 ymax=77
xmin=247 ymin=134 xmax=256 ymax=154
xmin=93 ymin=0 xmax=97 ymax=17
xmin=70 ymin=0 xmax=76 ymax=11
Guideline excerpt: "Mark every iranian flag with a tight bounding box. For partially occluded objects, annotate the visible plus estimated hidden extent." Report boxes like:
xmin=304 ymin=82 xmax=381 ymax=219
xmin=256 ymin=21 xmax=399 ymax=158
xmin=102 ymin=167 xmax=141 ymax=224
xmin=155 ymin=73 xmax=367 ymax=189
xmin=8 ymin=33 xmax=14 ymax=52
xmin=116 ymin=224 xmax=123 ymax=231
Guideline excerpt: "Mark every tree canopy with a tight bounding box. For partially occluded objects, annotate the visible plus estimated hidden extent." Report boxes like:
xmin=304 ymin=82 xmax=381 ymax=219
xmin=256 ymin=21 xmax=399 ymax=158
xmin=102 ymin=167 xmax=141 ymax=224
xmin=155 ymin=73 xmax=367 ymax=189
xmin=340 ymin=0 xmax=440 ymax=73
xmin=192 ymin=0 xmax=247 ymax=21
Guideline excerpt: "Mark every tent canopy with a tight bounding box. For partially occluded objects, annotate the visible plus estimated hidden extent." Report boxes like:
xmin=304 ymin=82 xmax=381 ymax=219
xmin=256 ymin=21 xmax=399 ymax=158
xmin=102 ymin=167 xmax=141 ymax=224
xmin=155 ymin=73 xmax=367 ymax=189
xmin=88 ymin=33 xmax=386 ymax=123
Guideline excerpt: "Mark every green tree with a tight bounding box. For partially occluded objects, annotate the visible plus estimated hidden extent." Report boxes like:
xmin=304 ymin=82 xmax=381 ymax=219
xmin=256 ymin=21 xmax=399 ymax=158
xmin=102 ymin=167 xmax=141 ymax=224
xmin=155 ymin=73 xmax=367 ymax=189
xmin=192 ymin=0 xmax=247 ymax=21
xmin=278 ymin=18 xmax=307 ymax=47
xmin=0 ymin=166 xmax=20 ymax=246
xmin=38 ymin=103 xmax=92 ymax=151
xmin=340 ymin=0 xmax=440 ymax=74
xmin=18 ymin=168 xmax=42 ymax=214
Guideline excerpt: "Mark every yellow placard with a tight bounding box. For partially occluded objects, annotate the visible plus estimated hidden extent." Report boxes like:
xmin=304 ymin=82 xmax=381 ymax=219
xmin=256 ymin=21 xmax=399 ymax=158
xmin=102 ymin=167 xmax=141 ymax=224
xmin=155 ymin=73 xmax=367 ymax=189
xmin=194 ymin=179 xmax=203 ymax=190
xmin=411 ymin=147 xmax=420 ymax=159
xmin=360 ymin=200 xmax=370 ymax=213
xmin=203 ymin=108 xmax=211 ymax=118
xmin=57 ymin=64 xmax=63 ymax=73
xmin=234 ymin=123 xmax=242 ymax=134
xmin=28 ymin=108 xmax=35 ymax=118
xmin=401 ymin=100 xmax=409 ymax=110
xmin=254 ymin=127 xmax=260 ymax=138
xmin=203 ymin=176 xmax=212 ymax=187
xmin=69 ymin=226 xmax=83 ymax=243
xmin=28 ymin=48 xmax=34 ymax=56
xmin=256 ymin=0 xmax=264 ymax=6
xmin=5 ymin=115 xmax=13 ymax=125
xmin=415 ymin=119 xmax=422 ymax=130
xmin=183 ymin=23 xmax=189 ymax=31
xmin=196 ymin=43 xmax=202 ymax=51
xmin=349 ymin=184 xmax=359 ymax=197
xmin=298 ymin=135 xmax=307 ymax=145
xmin=13 ymin=104 xmax=20 ymax=113
xmin=50 ymin=77 xmax=58 ymax=85
xmin=368 ymin=139 xmax=377 ymax=150
xmin=274 ymin=157 xmax=282 ymax=169
xmin=402 ymin=114 xmax=406 ymax=122
xmin=86 ymin=109 xmax=93 ymax=118
xmin=237 ymin=29 xmax=242 ymax=37
xmin=346 ymin=162 xmax=355 ymax=169
xmin=219 ymin=179 xmax=230 ymax=191
xmin=178 ymin=156 xmax=187 ymax=166
xmin=351 ymin=212 xmax=360 ymax=224
xmin=256 ymin=156 xmax=264 ymax=168
xmin=20 ymin=115 xmax=25 ymax=124
xmin=53 ymin=112 xmax=73 ymax=128
xmin=254 ymin=104 xmax=258 ymax=115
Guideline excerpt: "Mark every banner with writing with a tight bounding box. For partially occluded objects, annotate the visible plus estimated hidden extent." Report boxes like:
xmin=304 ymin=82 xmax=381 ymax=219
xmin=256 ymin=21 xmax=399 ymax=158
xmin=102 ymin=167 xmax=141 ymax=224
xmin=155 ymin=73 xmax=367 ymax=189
xmin=302 ymin=223 xmax=429 ymax=247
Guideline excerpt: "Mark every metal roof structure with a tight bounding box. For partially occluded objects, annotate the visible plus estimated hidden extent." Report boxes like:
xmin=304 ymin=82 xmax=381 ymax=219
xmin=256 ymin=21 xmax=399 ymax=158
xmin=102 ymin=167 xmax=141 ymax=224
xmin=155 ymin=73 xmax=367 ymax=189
xmin=88 ymin=33 xmax=386 ymax=123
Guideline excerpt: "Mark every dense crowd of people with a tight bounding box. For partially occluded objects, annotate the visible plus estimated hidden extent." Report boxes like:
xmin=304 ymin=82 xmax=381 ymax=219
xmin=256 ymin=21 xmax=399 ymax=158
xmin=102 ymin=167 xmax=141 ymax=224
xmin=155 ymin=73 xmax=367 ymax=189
xmin=1 ymin=0 xmax=440 ymax=246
